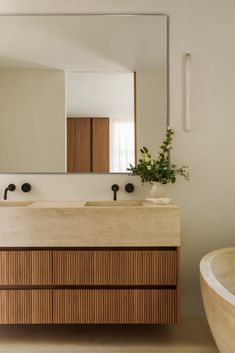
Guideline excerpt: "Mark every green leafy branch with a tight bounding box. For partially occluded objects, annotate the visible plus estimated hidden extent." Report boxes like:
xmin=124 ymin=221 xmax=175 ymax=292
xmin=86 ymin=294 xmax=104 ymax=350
xmin=127 ymin=128 xmax=189 ymax=184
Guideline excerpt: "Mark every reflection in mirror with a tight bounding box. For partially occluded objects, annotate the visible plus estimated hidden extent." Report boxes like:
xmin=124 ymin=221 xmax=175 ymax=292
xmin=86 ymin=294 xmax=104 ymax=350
xmin=66 ymin=72 xmax=135 ymax=173
xmin=0 ymin=15 xmax=167 ymax=173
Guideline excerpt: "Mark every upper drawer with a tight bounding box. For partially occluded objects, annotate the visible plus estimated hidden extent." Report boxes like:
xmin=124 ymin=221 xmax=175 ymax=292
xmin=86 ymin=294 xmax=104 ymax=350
xmin=0 ymin=250 xmax=52 ymax=286
xmin=53 ymin=249 xmax=178 ymax=286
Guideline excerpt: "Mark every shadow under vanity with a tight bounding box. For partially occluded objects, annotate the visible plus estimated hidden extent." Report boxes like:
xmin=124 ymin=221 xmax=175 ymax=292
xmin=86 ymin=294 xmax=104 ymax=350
xmin=0 ymin=201 xmax=180 ymax=324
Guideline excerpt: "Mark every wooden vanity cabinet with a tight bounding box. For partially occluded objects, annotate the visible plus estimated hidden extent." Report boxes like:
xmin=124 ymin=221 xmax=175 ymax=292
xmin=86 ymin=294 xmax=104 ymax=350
xmin=0 ymin=248 xmax=179 ymax=324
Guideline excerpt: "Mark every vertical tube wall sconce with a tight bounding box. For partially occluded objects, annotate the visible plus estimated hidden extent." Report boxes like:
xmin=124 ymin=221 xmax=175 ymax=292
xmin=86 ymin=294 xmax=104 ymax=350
xmin=185 ymin=53 xmax=191 ymax=132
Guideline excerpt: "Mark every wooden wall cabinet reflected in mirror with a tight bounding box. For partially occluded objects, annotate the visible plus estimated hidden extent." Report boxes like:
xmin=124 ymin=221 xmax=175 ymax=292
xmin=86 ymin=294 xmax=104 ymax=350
xmin=66 ymin=71 xmax=135 ymax=173
xmin=67 ymin=117 xmax=109 ymax=173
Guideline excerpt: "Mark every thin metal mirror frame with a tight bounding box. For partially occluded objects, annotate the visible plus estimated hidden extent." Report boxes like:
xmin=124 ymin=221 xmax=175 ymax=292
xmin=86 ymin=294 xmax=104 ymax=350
xmin=0 ymin=13 xmax=169 ymax=175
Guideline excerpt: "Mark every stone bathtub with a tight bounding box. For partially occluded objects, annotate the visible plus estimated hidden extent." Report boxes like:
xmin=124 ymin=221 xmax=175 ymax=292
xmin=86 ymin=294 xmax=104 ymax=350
xmin=200 ymin=248 xmax=235 ymax=353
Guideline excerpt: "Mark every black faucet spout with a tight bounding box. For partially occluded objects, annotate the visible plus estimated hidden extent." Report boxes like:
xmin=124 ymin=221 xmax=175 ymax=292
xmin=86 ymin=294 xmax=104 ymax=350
xmin=4 ymin=184 xmax=16 ymax=200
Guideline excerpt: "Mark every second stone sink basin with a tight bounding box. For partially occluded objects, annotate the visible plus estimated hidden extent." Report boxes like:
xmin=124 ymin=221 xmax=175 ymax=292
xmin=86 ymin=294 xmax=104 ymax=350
xmin=0 ymin=201 xmax=33 ymax=207
xmin=85 ymin=200 xmax=144 ymax=207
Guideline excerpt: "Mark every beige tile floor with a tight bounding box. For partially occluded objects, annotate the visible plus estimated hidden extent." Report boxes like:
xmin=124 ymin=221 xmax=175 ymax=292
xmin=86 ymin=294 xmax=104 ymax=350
xmin=0 ymin=317 xmax=218 ymax=353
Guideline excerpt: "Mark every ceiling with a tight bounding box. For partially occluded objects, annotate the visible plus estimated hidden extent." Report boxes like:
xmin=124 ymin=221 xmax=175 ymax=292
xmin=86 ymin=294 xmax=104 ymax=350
xmin=67 ymin=72 xmax=134 ymax=119
xmin=0 ymin=15 xmax=167 ymax=71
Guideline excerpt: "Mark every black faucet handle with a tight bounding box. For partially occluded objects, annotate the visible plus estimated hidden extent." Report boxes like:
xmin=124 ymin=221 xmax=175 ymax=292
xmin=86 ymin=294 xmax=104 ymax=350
xmin=125 ymin=183 xmax=134 ymax=193
xmin=8 ymin=184 xmax=16 ymax=192
xmin=111 ymin=184 xmax=119 ymax=192
xmin=21 ymin=183 xmax=31 ymax=193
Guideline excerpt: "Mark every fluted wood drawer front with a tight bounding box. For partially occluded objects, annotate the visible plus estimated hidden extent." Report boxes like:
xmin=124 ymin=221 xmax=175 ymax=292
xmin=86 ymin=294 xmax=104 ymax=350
xmin=53 ymin=250 xmax=177 ymax=285
xmin=0 ymin=251 xmax=52 ymax=286
xmin=53 ymin=289 xmax=177 ymax=324
xmin=0 ymin=290 xmax=52 ymax=324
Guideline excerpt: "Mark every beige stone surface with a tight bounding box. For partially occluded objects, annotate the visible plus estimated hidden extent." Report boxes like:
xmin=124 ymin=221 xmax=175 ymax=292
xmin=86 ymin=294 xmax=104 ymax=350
xmin=0 ymin=317 xmax=218 ymax=353
xmin=200 ymin=248 xmax=235 ymax=353
xmin=0 ymin=201 xmax=180 ymax=247
xmin=85 ymin=200 xmax=145 ymax=206
xmin=0 ymin=201 xmax=33 ymax=207
xmin=28 ymin=200 xmax=176 ymax=208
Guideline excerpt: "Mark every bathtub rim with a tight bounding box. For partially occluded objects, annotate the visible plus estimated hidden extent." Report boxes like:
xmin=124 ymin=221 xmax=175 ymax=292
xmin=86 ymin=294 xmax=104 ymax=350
xmin=200 ymin=247 xmax=235 ymax=307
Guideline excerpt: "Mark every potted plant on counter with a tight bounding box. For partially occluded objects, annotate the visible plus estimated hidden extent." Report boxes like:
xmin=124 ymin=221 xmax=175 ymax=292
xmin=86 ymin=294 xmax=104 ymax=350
xmin=127 ymin=128 xmax=189 ymax=198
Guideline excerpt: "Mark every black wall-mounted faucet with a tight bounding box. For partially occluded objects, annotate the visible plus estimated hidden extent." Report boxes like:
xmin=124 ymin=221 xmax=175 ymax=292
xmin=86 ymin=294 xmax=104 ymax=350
xmin=4 ymin=184 xmax=16 ymax=200
xmin=111 ymin=184 xmax=119 ymax=201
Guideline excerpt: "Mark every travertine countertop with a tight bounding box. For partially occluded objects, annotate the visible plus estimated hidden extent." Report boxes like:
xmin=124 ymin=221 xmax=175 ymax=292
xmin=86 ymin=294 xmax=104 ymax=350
xmin=0 ymin=200 xmax=180 ymax=247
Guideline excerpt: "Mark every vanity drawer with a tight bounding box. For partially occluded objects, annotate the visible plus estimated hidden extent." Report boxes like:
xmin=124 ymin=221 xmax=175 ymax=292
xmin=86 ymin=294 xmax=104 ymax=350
xmin=0 ymin=250 xmax=52 ymax=286
xmin=53 ymin=249 xmax=178 ymax=286
xmin=53 ymin=289 xmax=178 ymax=324
xmin=0 ymin=290 xmax=52 ymax=324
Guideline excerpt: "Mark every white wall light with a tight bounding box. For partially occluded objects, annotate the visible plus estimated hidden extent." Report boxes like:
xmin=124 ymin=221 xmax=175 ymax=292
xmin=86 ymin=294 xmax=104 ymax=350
xmin=185 ymin=53 xmax=191 ymax=132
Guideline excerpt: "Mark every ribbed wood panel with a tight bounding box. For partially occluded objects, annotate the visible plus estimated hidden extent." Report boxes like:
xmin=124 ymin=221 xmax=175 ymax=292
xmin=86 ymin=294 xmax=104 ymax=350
xmin=53 ymin=250 xmax=177 ymax=285
xmin=0 ymin=290 xmax=52 ymax=324
xmin=53 ymin=289 xmax=177 ymax=324
xmin=0 ymin=251 xmax=52 ymax=286
xmin=0 ymin=248 xmax=179 ymax=324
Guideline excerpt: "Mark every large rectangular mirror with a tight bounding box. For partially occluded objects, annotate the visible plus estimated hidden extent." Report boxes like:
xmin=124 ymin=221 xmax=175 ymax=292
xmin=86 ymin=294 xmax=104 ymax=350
xmin=0 ymin=15 xmax=167 ymax=173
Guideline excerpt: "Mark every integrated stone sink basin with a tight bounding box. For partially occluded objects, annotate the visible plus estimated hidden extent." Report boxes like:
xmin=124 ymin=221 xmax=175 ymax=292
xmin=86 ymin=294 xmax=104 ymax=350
xmin=0 ymin=200 xmax=180 ymax=247
xmin=85 ymin=200 xmax=144 ymax=207
xmin=0 ymin=201 xmax=33 ymax=207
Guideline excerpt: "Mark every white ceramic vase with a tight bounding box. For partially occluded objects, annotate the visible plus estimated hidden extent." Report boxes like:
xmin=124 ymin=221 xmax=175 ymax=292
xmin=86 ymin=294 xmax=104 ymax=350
xmin=150 ymin=182 xmax=166 ymax=198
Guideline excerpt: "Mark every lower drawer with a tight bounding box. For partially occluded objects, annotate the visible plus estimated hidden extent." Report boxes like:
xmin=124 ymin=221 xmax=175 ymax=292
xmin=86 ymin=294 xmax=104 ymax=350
xmin=0 ymin=290 xmax=52 ymax=324
xmin=53 ymin=289 xmax=178 ymax=324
